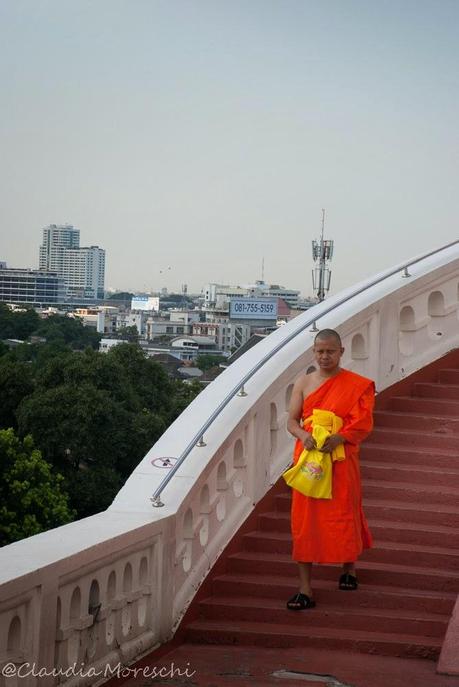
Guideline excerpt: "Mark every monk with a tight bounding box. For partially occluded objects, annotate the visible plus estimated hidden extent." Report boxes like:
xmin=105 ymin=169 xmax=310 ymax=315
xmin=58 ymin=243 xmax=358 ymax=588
xmin=286 ymin=328 xmax=374 ymax=610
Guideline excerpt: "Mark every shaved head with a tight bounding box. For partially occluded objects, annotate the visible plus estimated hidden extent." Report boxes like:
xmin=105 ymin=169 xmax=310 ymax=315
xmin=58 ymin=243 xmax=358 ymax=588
xmin=314 ymin=329 xmax=342 ymax=347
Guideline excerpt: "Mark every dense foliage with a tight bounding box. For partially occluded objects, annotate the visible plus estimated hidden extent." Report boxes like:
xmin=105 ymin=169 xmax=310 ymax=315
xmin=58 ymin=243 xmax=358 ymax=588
xmin=0 ymin=307 xmax=200 ymax=544
xmin=106 ymin=292 xmax=134 ymax=301
xmin=0 ymin=429 xmax=75 ymax=546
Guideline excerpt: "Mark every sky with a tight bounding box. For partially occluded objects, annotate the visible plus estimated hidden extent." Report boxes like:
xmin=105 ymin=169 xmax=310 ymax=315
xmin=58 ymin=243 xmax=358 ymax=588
xmin=1 ymin=0 xmax=458 ymax=296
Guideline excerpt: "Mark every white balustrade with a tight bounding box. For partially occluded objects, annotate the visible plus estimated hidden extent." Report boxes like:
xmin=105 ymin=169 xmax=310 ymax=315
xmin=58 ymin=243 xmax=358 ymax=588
xmin=1 ymin=244 xmax=459 ymax=685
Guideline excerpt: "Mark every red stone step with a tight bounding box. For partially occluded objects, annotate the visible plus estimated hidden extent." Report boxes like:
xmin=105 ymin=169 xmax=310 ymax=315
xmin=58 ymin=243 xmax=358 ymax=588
xmin=258 ymin=508 xmax=459 ymax=549
xmin=361 ymin=540 xmax=459 ymax=571
xmin=242 ymin=531 xmax=459 ymax=571
xmin=363 ymin=497 xmax=459 ymax=528
xmin=276 ymin=487 xmax=459 ymax=522
xmin=183 ymin=619 xmax=444 ymax=659
xmin=197 ymin=595 xmax=449 ymax=638
xmin=367 ymin=426 xmax=459 ymax=450
xmin=389 ymin=395 xmax=459 ymax=415
xmin=362 ymin=478 xmax=459 ymax=507
xmin=413 ymin=382 xmax=459 ymax=399
xmin=226 ymin=551 xmax=459 ymax=593
xmin=360 ymin=460 xmax=459 ymax=488
xmin=360 ymin=443 xmax=458 ymax=469
xmin=366 ymin=519 xmax=459 ymax=549
xmin=438 ymin=368 xmax=459 ymax=384
xmin=258 ymin=510 xmax=459 ymax=548
xmin=373 ymin=409 xmax=459 ymax=432
xmin=211 ymin=573 xmax=456 ymax=615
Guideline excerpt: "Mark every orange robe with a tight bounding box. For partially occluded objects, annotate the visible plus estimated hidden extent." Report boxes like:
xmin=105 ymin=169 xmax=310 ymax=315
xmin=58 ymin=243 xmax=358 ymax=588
xmin=291 ymin=369 xmax=374 ymax=563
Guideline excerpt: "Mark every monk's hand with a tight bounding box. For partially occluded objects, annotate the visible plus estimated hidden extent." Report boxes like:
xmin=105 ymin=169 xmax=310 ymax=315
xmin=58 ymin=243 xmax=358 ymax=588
xmin=302 ymin=432 xmax=316 ymax=451
xmin=320 ymin=434 xmax=345 ymax=453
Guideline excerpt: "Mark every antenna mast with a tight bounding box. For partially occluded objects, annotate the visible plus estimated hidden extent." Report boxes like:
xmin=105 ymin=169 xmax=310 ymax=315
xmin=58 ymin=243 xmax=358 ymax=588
xmin=312 ymin=209 xmax=334 ymax=302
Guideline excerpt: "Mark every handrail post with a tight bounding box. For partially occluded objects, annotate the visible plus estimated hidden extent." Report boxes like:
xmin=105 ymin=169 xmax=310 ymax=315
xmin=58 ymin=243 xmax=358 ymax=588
xmin=237 ymin=385 xmax=248 ymax=397
xmin=196 ymin=436 xmax=207 ymax=447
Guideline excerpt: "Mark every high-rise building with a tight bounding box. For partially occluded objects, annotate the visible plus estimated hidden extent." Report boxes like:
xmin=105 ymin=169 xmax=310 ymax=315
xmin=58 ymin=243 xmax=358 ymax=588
xmin=39 ymin=224 xmax=105 ymax=299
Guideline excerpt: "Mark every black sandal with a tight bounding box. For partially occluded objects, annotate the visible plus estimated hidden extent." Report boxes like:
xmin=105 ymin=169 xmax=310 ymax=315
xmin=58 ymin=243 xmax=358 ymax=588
xmin=286 ymin=592 xmax=316 ymax=610
xmin=339 ymin=572 xmax=358 ymax=590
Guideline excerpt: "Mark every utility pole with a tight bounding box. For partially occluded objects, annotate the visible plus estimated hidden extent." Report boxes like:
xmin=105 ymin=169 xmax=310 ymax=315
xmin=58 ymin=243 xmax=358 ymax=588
xmin=312 ymin=209 xmax=334 ymax=301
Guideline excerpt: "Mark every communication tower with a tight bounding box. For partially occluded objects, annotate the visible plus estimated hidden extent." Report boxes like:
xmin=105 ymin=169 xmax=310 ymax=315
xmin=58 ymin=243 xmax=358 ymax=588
xmin=312 ymin=209 xmax=334 ymax=301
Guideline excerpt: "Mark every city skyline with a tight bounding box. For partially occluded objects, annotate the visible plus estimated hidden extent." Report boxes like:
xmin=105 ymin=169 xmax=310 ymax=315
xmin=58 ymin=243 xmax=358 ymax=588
xmin=1 ymin=1 xmax=458 ymax=296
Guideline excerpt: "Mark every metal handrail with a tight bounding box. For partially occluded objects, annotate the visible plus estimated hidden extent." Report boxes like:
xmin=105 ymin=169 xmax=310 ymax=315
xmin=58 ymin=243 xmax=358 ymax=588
xmin=151 ymin=239 xmax=459 ymax=506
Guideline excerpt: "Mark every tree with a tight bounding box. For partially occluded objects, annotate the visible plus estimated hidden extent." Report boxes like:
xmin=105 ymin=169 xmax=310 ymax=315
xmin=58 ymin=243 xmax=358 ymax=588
xmin=0 ymin=359 xmax=35 ymax=430
xmin=117 ymin=325 xmax=139 ymax=342
xmin=2 ymin=340 xmax=202 ymax=524
xmin=195 ymin=354 xmax=226 ymax=371
xmin=0 ymin=429 xmax=74 ymax=546
xmin=34 ymin=315 xmax=101 ymax=350
xmin=107 ymin=343 xmax=174 ymax=415
xmin=17 ymin=383 xmax=134 ymax=472
xmin=106 ymin=292 xmax=134 ymax=301
xmin=0 ymin=304 xmax=40 ymax=340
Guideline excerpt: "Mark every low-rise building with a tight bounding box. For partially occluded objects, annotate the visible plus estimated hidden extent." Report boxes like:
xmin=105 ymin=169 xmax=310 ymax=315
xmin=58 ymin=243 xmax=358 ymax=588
xmin=116 ymin=311 xmax=148 ymax=337
xmin=192 ymin=321 xmax=251 ymax=353
xmin=145 ymin=317 xmax=190 ymax=339
xmin=99 ymin=338 xmax=129 ymax=353
xmin=203 ymin=280 xmax=301 ymax=309
xmin=0 ymin=267 xmax=65 ymax=306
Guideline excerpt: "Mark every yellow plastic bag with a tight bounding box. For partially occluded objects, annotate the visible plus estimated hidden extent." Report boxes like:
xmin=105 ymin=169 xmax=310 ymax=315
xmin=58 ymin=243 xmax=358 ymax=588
xmin=283 ymin=409 xmax=345 ymax=500
xmin=283 ymin=426 xmax=333 ymax=499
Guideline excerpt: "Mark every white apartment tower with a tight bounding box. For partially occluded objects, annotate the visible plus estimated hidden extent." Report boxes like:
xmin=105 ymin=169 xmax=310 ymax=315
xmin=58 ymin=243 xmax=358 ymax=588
xmin=39 ymin=224 xmax=105 ymax=299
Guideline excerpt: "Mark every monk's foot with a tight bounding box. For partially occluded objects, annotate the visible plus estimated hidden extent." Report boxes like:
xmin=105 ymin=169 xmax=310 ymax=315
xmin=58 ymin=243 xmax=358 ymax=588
xmin=338 ymin=572 xmax=358 ymax=590
xmin=286 ymin=592 xmax=316 ymax=611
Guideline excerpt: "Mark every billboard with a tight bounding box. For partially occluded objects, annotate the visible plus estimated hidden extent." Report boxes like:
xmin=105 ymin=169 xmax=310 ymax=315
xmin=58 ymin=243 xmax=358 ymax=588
xmin=131 ymin=296 xmax=160 ymax=311
xmin=229 ymin=297 xmax=278 ymax=320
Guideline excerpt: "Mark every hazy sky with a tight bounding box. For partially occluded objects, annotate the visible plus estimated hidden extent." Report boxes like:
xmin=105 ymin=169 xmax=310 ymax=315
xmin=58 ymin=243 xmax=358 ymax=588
xmin=1 ymin=0 xmax=458 ymax=295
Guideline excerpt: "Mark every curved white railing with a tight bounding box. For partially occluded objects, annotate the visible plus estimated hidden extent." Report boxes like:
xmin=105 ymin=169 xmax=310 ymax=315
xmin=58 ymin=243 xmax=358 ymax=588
xmin=1 ymin=240 xmax=459 ymax=686
xmin=151 ymin=239 xmax=459 ymax=506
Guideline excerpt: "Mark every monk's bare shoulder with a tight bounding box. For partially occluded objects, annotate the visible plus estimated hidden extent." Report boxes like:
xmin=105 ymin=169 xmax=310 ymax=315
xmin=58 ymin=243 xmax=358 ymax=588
xmin=294 ymin=370 xmax=323 ymax=399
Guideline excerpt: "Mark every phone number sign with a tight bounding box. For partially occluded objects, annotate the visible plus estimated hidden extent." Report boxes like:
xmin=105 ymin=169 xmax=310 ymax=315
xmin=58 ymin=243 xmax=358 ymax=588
xmin=229 ymin=298 xmax=278 ymax=320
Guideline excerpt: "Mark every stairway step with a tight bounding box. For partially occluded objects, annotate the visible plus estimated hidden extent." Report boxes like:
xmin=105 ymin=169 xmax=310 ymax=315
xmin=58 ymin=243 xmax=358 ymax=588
xmin=373 ymin=409 xmax=459 ymax=432
xmin=362 ymin=478 xmax=459 ymax=506
xmin=184 ymin=619 xmax=443 ymax=659
xmin=368 ymin=519 xmax=459 ymax=548
xmin=361 ymin=460 xmax=459 ymax=487
xmin=243 ymin=531 xmax=459 ymax=571
xmin=361 ymin=540 xmax=459 ymax=571
xmin=211 ymin=573 xmax=456 ymax=615
xmin=439 ymin=368 xmax=459 ymax=384
xmin=227 ymin=551 xmax=459 ymax=593
xmin=275 ymin=490 xmax=459 ymax=527
xmin=367 ymin=426 xmax=459 ymax=450
xmin=275 ymin=489 xmax=459 ymax=524
xmin=390 ymin=396 xmax=459 ymax=415
xmin=257 ymin=511 xmax=459 ymax=547
xmin=413 ymin=382 xmax=459 ymax=399
xmin=360 ymin=443 xmax=458 ymax=469
xmin=197 ymin=595 xmax=449 ymax=638
xmin=364 ymin=497 xmax=459 ymax=528
xmin=213 ymin=573 xmax=457 ymax=615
